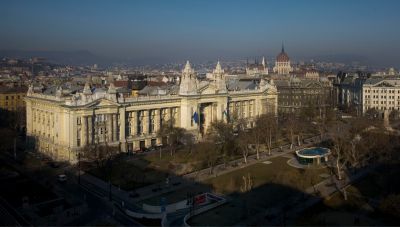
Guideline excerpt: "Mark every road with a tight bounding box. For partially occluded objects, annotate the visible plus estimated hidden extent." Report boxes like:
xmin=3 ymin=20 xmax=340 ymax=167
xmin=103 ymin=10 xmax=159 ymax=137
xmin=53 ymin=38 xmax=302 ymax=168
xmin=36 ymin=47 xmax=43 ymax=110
xmin=0 ymin=152 xmax=141 ymax=226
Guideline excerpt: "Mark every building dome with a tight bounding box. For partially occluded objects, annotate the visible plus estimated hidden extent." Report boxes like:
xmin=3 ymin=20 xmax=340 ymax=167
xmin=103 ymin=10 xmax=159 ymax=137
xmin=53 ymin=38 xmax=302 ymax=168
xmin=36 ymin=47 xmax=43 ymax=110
xmin=276 ymin=44 xmax=290 ymax=62
xmin=276 ymin=51 xmax=290 ymax=62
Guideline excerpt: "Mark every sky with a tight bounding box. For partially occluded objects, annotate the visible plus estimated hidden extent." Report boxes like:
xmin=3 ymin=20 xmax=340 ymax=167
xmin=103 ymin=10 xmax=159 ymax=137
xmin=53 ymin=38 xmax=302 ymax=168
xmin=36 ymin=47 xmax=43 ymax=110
xmin=1 ymin=0 xmax=400 ymax=67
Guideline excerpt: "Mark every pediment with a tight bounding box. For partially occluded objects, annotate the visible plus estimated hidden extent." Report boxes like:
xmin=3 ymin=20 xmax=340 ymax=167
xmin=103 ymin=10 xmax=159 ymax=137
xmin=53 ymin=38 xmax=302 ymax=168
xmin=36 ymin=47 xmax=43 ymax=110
xmin=198 ymin=83 xmax=218 ymax=95
xmin=375 ymin=82 xmax=394 ymax=87
xmin=86 ymin=98 xmax=119 ymax=108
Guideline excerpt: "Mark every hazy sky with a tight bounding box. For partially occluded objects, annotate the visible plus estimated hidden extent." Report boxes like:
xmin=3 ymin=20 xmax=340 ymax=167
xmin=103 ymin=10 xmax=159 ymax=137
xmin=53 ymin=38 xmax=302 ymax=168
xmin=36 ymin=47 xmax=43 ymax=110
xmin=1 ymin=0 xmax=400 ymax=66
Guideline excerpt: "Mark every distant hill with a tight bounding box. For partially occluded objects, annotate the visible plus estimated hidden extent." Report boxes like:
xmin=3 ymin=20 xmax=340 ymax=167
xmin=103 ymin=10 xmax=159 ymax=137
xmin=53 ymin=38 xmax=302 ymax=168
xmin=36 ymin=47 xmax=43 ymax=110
xmin=0 ymin=50 xmax=114 ymax=66
xmin=309 ymin=54 xmax=371 ymax=65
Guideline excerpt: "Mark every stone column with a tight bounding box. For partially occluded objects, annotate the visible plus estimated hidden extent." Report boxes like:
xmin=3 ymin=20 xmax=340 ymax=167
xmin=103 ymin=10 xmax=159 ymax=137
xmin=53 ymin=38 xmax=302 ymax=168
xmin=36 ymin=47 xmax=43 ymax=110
xmin=81 ymin=116 xmax=87 ymax=146
xmin=154 ymin=109 xmax=160 ymax=133
xmin=113 ymin=114 xmax=117 ymax=142
xmin=176 ymin=107 xmax=181 ymax=127
xmin=107 ymin=114 xmax=112 ymax=142
xmin=87 ymin=116 xmax=92 ymax=144
xmin=246 ymin=101 xmax=250 ymax=119
xmin=143 ymin=110 xmax=149 ymax=134
xmin=131 ymin=111 xmax=137 ymax=136
xmin=119 ymin=108 xmax=126 ymax=152
xmin=70 ymin=114 xmax=77 ymax=148
xmin=168 ymin=108 xmax=173 ymax=125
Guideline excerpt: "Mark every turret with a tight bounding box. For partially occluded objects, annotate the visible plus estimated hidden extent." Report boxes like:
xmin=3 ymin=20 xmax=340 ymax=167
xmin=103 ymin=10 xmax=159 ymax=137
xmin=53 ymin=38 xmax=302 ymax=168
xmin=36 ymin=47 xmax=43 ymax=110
xmin=56 ymin=86 xmax=63 ymax=98
xmin=213 ymin=61 xmax=227 ymax=93
xmin=179 ymin=61 xmax=198 ymax=95
xmin=107 ymin=75 xmax=117 ymax=101
xmin=83 ymin=80 xmax=92 ymax=95
xmin=27 ymin=83 xmax=34 ymax=95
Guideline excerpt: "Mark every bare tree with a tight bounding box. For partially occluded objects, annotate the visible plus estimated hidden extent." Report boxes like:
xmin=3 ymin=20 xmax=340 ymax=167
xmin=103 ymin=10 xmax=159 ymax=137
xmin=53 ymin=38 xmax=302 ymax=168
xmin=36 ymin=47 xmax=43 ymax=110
xmin=250 ymin=123 xmax=263 ymax=160
xmin=207 ymin=120 xmax=236 ymax=166
xmin=237 ymin=131 xmax=252 ymax=164
xmin=158 ymin=119 xmax=187 ymax=156
xmin=283 ymin=112 xmax=300 ymax=149
xmin=182 ymin=132 xmax=195 ymax=154
xmin=257 ymin=114 xmax=278 ymax=155
xmin=329 ymin=122 xmax=350 ymax=180
xmin=81 ymin=143 xmax=119 ymax=171
xmin=196 ymin=142 xmax=219 ymax=175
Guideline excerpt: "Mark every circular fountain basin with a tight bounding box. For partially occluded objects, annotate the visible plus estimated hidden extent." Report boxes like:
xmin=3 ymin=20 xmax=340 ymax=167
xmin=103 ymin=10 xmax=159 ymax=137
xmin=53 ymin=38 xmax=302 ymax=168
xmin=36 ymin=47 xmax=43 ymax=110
xmin=295 ymin=147 xmax=331 ymax=165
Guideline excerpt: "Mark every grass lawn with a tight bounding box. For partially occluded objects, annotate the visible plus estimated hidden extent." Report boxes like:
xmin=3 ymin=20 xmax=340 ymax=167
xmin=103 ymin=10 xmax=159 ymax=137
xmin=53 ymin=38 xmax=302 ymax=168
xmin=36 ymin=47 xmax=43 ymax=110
xmin=292 ymin=190 xmax=381 ymax=226
xmin=188 ymin=156 xmax=328 ymax=226
xmin=291 ymin=165 xmax=400 ymax=226
xmin=205 ymin=157 xmax=326 ymax=194
xmin=90 ymin=158 xmax=168 ymax=190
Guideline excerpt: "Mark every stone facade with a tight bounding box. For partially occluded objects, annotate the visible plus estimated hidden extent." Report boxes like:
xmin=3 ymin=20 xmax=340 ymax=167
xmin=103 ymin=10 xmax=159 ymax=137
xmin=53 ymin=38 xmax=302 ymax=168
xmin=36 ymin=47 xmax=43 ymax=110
xmin=362 ymin=77 xmax=400 ymax=115
xmin=275 ymin=78 xmax=335 ymax=114
xmin=25 ymin=62 xmax=278 ymax=163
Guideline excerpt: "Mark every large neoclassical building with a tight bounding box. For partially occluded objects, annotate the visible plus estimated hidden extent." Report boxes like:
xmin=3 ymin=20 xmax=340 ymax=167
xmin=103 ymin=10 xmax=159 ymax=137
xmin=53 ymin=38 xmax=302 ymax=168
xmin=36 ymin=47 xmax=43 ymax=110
xmin=25 ymin=61 xmax=277 ymax=162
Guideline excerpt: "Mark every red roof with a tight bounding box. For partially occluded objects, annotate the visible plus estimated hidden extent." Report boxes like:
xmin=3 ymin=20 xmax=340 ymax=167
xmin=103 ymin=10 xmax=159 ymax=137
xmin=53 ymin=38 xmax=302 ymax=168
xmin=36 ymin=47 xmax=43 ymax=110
xmin=147 ymin=81 xmax=167 ymax=86
xmin=114 ymin=80 xmax=129 ymax=87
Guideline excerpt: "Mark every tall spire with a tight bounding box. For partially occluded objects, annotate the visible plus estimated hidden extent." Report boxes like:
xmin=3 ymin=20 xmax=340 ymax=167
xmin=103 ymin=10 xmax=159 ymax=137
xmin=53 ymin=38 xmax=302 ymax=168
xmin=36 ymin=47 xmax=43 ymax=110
xmin=281 ymin=42 xmax=285 ymax=53
xmin=183 ymin=60 xmax=193 ymax=74
xmin=214 ymin=60 xmax=223 ymax=74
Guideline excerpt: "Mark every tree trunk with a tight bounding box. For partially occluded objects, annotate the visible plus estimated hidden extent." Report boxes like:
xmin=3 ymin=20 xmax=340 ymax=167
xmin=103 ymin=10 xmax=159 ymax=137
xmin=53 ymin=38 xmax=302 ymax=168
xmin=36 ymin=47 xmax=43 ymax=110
xmin=269 ymin=133 xmax=272 ymax=155
xmin=290 ymin=130 xmax=294 ymax=149
xmin=243 ymin=153 xmax=247 ymax=164
xmin=256 ymin=146 xmax=260 ymax=160
xmin=336 ymin=158 xmax=342 ymax=180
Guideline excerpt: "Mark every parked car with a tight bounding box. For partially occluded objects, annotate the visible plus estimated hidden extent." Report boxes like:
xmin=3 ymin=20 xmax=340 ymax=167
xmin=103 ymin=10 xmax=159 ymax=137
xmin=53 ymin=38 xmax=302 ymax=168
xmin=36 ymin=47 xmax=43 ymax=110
xmin=57 ymin=174 xmax=67 ymax=182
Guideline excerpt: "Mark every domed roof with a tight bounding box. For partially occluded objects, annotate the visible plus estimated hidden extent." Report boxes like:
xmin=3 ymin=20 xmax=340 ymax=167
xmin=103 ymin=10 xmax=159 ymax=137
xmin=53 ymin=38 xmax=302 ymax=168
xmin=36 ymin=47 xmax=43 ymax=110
xmin=276 ymin=44 xmax=290 ymax=62
xmin=276 ymin=51 xmax=290 ymax=62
